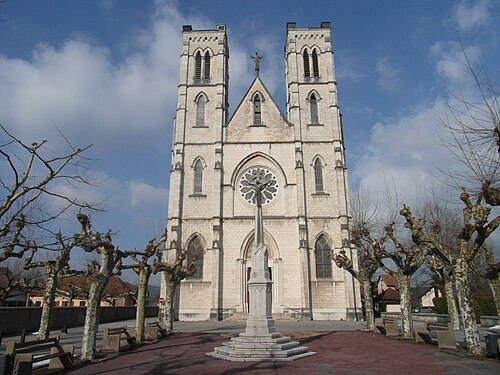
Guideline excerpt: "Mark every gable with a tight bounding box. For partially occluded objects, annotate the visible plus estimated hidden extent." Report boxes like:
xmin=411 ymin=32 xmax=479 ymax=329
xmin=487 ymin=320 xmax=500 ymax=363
xmin=225 ymin=76 xmax=293 ymax=143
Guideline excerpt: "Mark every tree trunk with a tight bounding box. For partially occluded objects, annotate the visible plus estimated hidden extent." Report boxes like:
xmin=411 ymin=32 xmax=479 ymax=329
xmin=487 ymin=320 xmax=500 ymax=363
xmin=487 ymin=276 xmax=500 ymax=316
xmin=135 ymin=270 xmax=150 ymax=343
xmin=454 ymin=259 xmax=483 ymax=355
xmin=164 ymin=275 xmax=177 ymax=334
xmin=443 ymin=273 xmax=460 ymax=330
xmin=38 ymin=272 xmax=57 ymax=340
xmin=362 ymin=278 xmax=375 ymax=331
xmin=81 ymin=277 xmax=107 ymax=361
xmin=398 ymin=274 xmax=413 ymax=338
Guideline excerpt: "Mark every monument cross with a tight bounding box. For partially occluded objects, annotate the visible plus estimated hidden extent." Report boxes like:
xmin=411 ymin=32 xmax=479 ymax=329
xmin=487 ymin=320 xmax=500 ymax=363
xmin=206 ymin=169 xmax=315 ymax=361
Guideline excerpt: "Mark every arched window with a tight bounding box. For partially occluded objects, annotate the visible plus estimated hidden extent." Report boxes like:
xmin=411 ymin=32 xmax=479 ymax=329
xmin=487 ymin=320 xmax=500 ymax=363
xmin=196 ymin=95 xmax=206 ymax=126
xmin=312 ymin=48 xmax=319 ymax=77
xmin=194 ymin=159 xmax=203 ymax=193
xmin=314 ymin=158 xmax=324 ymax=192
xmin=253 ymin=94 xmax=262 ymax=124
xmin=315 ymin=235 xmax=332 ymax=279
xmin=195 ymin=51 xmax=202 ymax=79
xmin=204 ymin=51 xmax=211 ymax=79
xmin=187 ymin=236 xmax=204 ymax=279
xmin=310 ymin=93 xmax=319 ymax=123
xmin=303 ymin=50 xmax=310 ymax=77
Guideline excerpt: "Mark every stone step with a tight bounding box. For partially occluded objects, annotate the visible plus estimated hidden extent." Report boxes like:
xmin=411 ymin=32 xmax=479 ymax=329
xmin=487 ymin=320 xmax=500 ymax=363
xmin=221 ymin=340 xmax=300 ymax=351
xmin=211 ymin=345 xmax=309 ymax=359
xmin=232 ymin=334 xmax=290 ymax=343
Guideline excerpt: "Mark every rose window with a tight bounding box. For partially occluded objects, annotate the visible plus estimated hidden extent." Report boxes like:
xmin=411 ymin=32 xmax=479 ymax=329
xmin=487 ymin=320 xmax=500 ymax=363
xmin=239 ymin=168 xmax=279 ymax=205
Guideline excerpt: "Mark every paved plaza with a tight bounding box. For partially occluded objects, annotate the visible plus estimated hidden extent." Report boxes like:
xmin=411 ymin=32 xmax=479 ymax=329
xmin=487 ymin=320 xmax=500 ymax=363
xmin=2 ymin=320 xmax=500 ymax=374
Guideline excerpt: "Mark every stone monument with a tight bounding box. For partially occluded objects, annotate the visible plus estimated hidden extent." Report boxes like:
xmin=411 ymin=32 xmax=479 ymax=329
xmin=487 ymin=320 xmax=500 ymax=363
xmin=206 ymin=168 xmax=316 ymax=361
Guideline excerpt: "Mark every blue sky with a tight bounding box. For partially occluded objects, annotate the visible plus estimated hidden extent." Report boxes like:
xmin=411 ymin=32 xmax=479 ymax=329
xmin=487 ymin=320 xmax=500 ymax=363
xmin=1 ymin=1 xmax=498 ymax=282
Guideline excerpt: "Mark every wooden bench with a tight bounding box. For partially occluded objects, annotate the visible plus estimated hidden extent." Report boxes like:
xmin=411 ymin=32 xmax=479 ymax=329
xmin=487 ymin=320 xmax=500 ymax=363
xmin=375 ymin=316 xmax=399 ymax=336
xmin=415 ymin=322 xmax=456 ymax=350
xmin=101 ymin=326 xmax=137 ymax=353
xmin=6 ymin=337 xmax=74 ymax=375
xmin=144 ymin=321 xmax=169 ymax=341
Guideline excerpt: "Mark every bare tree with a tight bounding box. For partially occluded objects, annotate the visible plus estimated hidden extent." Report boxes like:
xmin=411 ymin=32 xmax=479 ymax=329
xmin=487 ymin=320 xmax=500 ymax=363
xmin=438 ymin=48 xmax=499 ymax=205
xmin=161 ymin=248 xmax=196 ymax=334
xmin=426 ymin=255 xmax=460 ymax=330
xmin=373 ymin=223 xmax=427 ymax=338
xmin=416 ymin=191 xmax=463 ymax=330
xmin=473 ymin=245 xmax=500 ymax=314
xmin=74 ymin=213 xmax=129 ymax=361
xmin=23 ymin=232 xmax=75 ymax=339
xmin=120 ymin=230 xmax=169 ymax=343
xmin=0 ymin=260 xmax=42 ymax=306
xmin=333 ymin=248 xmax=378 ymax=331
xmin=401 ymin=193 xmax=499 ymax=355
xmin=331 ymin=188 xmax=379 ymax=331
xmin=1 ymin=124 xmax=98 ymax=262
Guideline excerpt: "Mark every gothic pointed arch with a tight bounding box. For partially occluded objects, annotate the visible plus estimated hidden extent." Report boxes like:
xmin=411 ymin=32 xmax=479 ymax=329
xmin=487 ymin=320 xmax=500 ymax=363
xmin=191 ymin=156 xmax=207 ymax=194
xmin=308 ymin=90 xmax=320 ymax=124
xmin=229 ymin=151 xmax=289 ymax=188
xmin=203 ymin=50 xmax=211 ymax=79
xmin=240 ymin=229 xmax=280 ymax=260
xmin=303 ymin=49 xmax=310 ymax=77
xmin=186 ymin=233 xmax=206 ymax=280
xmin=314 ymin=233 xmax=332 ymax=279
xmin=194 ymin=51 xmax=202 ymax=79
xmin=252 ymin=92 xmax=263 ymax=125
xmin=194 ymin=92 xmax=208 ymax=126
xmin=312 ymin=155 xmax=326 ymax=193
xmin=311 ymin=47 xmax=320 ymax=77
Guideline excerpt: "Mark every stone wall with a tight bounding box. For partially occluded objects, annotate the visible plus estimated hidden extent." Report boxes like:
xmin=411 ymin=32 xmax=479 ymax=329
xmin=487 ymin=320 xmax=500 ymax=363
xmin=0 ymin=306 xmax=159 ymax=336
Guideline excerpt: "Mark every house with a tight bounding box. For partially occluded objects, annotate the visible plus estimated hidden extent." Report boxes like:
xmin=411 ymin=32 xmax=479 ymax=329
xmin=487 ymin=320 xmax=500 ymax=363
xmin=374 ymin=274 xmax=401 ymax=313
xmin=411 ymin=286 xmax=442 ymax=308
xmin=29 ymin=275 xmax=137 ymax=307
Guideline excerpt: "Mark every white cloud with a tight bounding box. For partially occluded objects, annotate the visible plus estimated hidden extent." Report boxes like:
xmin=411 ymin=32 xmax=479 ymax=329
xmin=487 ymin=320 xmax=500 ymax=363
xmin=0 ymin=2 xmax=200 ymax=150
xmin=127 ymin=180 xmax=168 ymax=209
xmin=336 ymin=50 xmax=364 ymax=82
xmin=351 ymin=99 xmax=456 ymax=203
xmin=375 ymin=57 xmax=400 ymax=92
xmin=451 ymin=0 xmax=492 ymax=31
xmin=428 ymin=41 xmax=481 ymax=94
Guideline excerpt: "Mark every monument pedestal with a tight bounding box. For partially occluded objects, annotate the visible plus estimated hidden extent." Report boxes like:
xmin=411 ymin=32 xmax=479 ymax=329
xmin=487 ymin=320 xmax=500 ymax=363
xmin=206 ymin=244 xmax=315 ymax=361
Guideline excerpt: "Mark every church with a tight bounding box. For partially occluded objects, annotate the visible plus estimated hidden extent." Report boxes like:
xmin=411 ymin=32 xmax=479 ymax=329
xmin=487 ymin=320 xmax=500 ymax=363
xmin=160 ymin=22 xmax=361 ymax=321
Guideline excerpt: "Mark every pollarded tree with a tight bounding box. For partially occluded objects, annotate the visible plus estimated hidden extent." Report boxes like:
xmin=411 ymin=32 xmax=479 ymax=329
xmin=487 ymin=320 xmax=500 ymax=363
xmin=0 ymin=124 xmax=97 ymax=262
xmin=74 ymin=213 xmax=129 ymax=361
xmin=416 ymin=193 xmax=462 ymax=330
xmin=425 ymin=255 xmax=460 ymax=330
xmin=161 ymin=247 xmax=196 ymax=334
xmin=401 ymin=195 xmax=499 ymax=355
xmin=472 ymin=245 xmax=500 ymax=315
xmin=23 ymin=232 xmax=75 ymax=340
xmin=369 ymin=223 xmax=428 ymax=338
xmin=119 ymin=231 xmax=169 ymax=343
xmin=333 ymin=246 xmax=378 ymax=331
xmin=332 ymin=187 xmax=380 ymax=331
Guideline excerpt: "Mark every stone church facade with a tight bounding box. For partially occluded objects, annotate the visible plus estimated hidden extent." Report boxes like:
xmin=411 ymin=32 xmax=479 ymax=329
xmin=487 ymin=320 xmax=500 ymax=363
xmin=161 ymin=22 xmax=361 ymax=321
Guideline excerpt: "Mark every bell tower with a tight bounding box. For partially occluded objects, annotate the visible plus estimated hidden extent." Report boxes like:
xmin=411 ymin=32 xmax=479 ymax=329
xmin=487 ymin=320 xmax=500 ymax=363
xmin=284 ymin=22 xmax=359 ymax=320
xmin=165 ymin=24 xmax=229 ymax=320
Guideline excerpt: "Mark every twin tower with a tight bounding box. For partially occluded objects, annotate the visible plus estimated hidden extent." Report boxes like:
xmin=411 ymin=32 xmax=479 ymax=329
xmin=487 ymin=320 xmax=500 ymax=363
xmin=161 ymin=22 xmax=361 ymax=321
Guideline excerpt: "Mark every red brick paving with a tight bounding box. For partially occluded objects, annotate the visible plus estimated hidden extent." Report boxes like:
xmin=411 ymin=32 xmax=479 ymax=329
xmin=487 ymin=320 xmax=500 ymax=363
xmin=66 ymin=331 xmax=500 ymax=374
